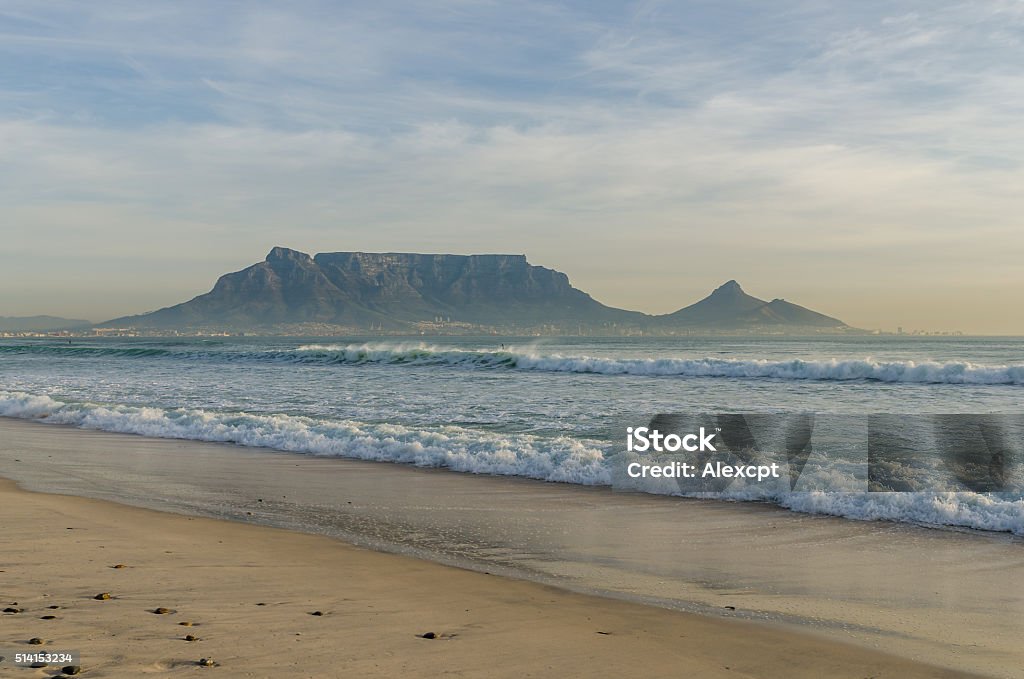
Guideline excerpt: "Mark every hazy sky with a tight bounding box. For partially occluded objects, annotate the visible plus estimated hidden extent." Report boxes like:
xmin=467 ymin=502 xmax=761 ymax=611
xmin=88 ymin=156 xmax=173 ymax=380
xmin=2 ymin=1 xmax=1022 ymax=333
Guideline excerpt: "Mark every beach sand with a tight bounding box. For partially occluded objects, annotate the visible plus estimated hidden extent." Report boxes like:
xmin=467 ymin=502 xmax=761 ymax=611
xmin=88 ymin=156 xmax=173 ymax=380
xmin=0 ymin=476 xmax=984 ymax=678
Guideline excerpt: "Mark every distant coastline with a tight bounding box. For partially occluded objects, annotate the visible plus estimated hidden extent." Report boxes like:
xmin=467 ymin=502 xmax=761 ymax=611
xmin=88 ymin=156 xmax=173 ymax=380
xmin=4 ymin=248 xmax=982 ymax=337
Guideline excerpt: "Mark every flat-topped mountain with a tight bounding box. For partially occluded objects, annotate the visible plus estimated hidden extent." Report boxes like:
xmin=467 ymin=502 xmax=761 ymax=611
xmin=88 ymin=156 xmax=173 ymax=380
xmin=102 ymin=248 xmax=852 ymax=333
xmin=659 ymin=280 xmax=846 ymax=329
xmin=104 ymin=247 xmax=645 ymax=330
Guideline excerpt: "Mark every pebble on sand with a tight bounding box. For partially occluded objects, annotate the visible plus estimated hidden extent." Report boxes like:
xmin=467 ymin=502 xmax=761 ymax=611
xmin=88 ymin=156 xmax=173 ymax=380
xmin=41 ymin=615 xmax=57 ymax=620
xmin=198 ymin=658 xmax=216 ymax=667
xmin=28 ymin=637 xmax=44 ymax=645
xmin=111 ymin=564 xmax=126 ymax=569
xmin=179 ymin=621 xmax=194 ymax=627
xmin=152 ymin=607 xmax=172 ymax=614
xmin=93 ymin=592 xmax=112 ymax=600
xmin=61 ymin=666 xmax=82 ymax=676
xmin=184 ymin=634 xmax=199 ymax=642
xmin=310 ymin=610 xmax=324 ymax=616
xmin=3 ymin=607 xmax=22 ymax=613
xmin=420 ymin=632 xmax=437 ymax=639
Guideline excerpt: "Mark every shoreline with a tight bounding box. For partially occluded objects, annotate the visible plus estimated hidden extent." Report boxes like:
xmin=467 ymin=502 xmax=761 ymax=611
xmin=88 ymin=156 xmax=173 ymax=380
xmin=2 ymin=417 xmax=1023 ymax=676
xmin=0 ymin=476 xmax=984 ymax=678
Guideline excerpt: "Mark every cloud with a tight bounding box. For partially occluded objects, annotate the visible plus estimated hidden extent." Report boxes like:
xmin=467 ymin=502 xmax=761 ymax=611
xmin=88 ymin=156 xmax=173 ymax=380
xmin=0 ymin=1 xmax=1022 ymax=331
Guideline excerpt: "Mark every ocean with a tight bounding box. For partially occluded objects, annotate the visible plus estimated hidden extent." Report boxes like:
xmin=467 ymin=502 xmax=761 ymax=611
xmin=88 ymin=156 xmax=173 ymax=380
xmin=2 ymin=335 xmax=1022 ymax=534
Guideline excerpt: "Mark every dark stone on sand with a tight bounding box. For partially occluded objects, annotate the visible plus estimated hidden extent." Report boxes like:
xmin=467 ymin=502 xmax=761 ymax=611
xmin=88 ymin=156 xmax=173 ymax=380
xmin=255 ymin=603 xmax=266 ymax=606
xmin=41 ymin=615 xmax=57 ymax=620
xmin=112 ymin=564 xmax=126 ymax=569
xmin=48 ymin=605 xmax=60 ymax=609
xmin=94 ymin=592 xmax=112 ymax=600
xmin=152 ymin=607 xmax=172 ymax=615
xmin=420 ymin=632 xmax=437 ymax=639
xmin=3 ymin=607 xmax=21 ymax=613
xmin=310 ymin=611 xmax=323 ymax=616
xmin=28 ymin=637 xmax=44 ymax=645
xmin=198 ymin=658 xmax=215 ymax=667
xmin=184 ymin=634 xmax=198 ymax=642
xmin=723 ymin=606 xmax=736 ymax=611
xmin=179 ymin=621 xmax=194 ymax=626
xmin=62 ymin=666 xmax=82 ymax=675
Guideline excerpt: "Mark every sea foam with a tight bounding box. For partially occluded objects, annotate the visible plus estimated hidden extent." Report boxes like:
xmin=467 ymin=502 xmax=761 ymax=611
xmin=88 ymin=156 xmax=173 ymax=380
xmin=0 ymin=390 xmax=609 ymax=485
xmin=3 ymin=342 xmax=1023 ymax=384
xmin=291 ymin=343 xmax=1024 ymax=385
xmin=2 ymin=389 xmax=1022 ymax=536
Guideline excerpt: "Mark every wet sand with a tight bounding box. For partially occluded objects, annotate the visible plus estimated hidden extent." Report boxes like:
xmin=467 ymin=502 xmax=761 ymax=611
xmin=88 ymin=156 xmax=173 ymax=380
xmin=1 ymin=418 xmax=1022 ymax=677
xmin=0 ymin=478 xmax=987 ymax=678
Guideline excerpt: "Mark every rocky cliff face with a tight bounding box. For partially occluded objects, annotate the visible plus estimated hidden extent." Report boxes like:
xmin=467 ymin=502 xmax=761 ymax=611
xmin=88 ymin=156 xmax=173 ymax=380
xmin=106 ymin=248 xmax=643 ymax=330
xmin=312 ymin=252 xmax=601 ymax=321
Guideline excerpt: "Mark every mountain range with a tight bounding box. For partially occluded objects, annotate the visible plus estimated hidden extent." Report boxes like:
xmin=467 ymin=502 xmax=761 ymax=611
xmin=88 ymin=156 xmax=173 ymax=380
xmin=103 ymin=247 xmax=852 ymax=333
xmin=0 ymin=315 xmax=92 ymax=332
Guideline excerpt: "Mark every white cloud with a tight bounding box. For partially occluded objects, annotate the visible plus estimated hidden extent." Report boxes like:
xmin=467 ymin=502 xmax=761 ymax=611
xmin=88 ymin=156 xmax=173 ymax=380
xmin=0 ymin=1 xmax=1022 ymax=331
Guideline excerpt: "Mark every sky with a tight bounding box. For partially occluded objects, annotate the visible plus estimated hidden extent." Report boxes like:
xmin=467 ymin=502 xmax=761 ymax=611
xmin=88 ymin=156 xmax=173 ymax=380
xmin=1 ymin=1 xmax=1022 ymax=333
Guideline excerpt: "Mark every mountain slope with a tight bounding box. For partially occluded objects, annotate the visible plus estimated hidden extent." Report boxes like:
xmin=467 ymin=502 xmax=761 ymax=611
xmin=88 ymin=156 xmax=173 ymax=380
xmin=104 ymin=248 xmax=645 ymax=330
xmin=0 ymin=315 xmax=92 ymax=332
xmin=102 ymin=249 xmax=851 ymax=332
xmin=659 ymin=281 xmax=847 ymax=329
xmin=738 ymin=298 xmax=846 ymax=327
xmin=659 ymin=280 xmax=768 ymax=325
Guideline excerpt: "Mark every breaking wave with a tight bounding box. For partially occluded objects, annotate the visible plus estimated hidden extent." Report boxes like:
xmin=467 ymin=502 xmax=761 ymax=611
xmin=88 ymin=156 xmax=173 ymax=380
xmin=4 ymin=342 xmax=1022 ymax=385
xmin=1 ymin=390 xmax=1022 ymax=535
xmin=0 ymin=390 xmax=609 ymax=485
xmin=291 ymin=343 xmax=1024 ymax=384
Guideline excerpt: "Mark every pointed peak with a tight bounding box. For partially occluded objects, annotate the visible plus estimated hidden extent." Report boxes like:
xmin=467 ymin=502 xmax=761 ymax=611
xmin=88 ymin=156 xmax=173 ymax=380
xmin=266 ymin=246 xmax=313 ymax=263
xmin=712 ymin=279 xmax=743 ymax=294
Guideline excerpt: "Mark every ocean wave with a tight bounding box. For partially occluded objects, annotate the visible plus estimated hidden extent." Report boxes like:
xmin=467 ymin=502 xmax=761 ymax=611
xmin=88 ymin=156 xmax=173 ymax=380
xmin=2 ymin=390 xmax=1023 ymax=535
xmin=0 ymin=390 xmax=609 ymax=485
xmin=0 ymin=344 xmax=176 ymax=358
xmin=5 ymin=341 xmax=1022 ymax=384
xmin=291 ymin=343 xmax=1024 ymax=385
xmin=666 ymin=480 xmax=1024 ymax=536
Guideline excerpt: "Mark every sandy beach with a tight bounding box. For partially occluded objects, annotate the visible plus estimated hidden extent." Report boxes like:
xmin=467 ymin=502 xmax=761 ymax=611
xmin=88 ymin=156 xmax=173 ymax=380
xmin=1 ymin=475 xmax=985 ymax=679
xmin=2 ymin=418 xmax=1021 ymax=677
